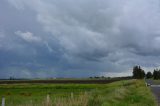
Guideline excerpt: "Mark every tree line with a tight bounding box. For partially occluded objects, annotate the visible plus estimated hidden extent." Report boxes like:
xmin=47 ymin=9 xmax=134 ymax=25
xmin=132 ymin=65 xmax=160 ymax=79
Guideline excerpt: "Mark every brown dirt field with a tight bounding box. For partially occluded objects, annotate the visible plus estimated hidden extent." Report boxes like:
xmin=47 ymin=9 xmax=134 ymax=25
xmin=0 ymin=78 xmax=131 ymax=84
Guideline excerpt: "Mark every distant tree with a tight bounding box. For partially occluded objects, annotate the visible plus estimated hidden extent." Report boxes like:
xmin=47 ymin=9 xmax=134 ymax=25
xmin=133 ymin=66 xmax=145 ymax=79
xmin=9 ymin=76 xmax=14 ymax=80
xmin=133 ymin=66 xmax=139 ymax=78
xmin=101 ymin=76 xmax=105 ymax=79
xmin=153 ymin=69 xmax=157 ymax=79
xmin=141 ymin=70 xmax=145 ymax=78
xmin=153 ymin=69 xmax=160 ymax=80
xmin=146 ymin=71 xmax=152 ymax=79
xmin=158 ymin=70 xmax=160 ymax=79
xmin=94 ymin=76 xmax=100 ymax=79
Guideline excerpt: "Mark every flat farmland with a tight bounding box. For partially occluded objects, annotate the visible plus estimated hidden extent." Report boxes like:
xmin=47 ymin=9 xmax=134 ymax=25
xmin=0 ymin=80 xmax=156 ymax=106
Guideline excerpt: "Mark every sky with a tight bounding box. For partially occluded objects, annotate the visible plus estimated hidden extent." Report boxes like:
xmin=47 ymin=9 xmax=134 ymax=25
xmin=1 ymin=0 xmax=160 ymax=78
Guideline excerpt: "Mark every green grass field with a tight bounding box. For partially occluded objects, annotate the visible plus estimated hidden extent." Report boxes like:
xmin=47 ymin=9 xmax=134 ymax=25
xmin=0 ymin=80 xmax=156 ymax=106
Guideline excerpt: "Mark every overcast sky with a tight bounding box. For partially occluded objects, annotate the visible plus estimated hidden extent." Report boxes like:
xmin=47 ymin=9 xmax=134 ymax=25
xmin=0 ymin=0 xmax=160 ymax=78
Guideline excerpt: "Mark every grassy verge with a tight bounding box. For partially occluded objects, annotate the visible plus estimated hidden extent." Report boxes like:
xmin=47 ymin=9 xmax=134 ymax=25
xmin=0 ymin=80 xmax=156 ymax=106
xmin=152 ymin=79 xmax=160 ymax=84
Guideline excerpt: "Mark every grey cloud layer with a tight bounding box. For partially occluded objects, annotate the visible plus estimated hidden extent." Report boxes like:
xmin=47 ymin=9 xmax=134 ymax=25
xmin=8 ymin=0 xmax=160 ymax=56
xmin=0 ymin=0 xmax=160 ymax=78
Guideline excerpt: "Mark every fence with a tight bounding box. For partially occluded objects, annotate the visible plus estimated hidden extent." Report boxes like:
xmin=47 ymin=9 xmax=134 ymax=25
xmin=1 ymin=93 xmax=75 ymax=106
xmin=1 ymin=97 xmax=5 ymax=106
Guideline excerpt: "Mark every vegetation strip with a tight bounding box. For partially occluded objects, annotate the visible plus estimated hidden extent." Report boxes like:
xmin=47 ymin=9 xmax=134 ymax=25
xmin=0 ymin=80 xmax=156 ymax=106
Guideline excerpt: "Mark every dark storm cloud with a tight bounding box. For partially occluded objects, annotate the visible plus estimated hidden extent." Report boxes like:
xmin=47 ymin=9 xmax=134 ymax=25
xmin=0 ymin=0 xmax=160 ymax=78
